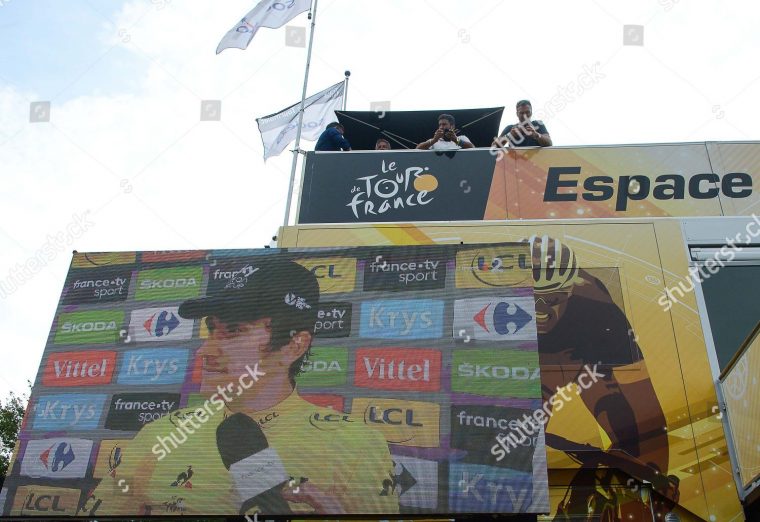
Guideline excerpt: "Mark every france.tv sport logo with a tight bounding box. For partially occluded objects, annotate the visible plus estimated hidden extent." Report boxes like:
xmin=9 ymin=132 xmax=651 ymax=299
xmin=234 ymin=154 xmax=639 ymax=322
xmin=359 ymin=299 xmax=444 ymax=339
xmin=363 ymin=254 xmax=446 ymax=292
xmin=129 ymin=306 xmax=193 ymax=342
xmin=20 ymin=439 xmax=93 ymax=479
xmin=63 ymin=270 xmax=131 ymax=304
xmin=453 ymin=296 xmax=537 ymax=342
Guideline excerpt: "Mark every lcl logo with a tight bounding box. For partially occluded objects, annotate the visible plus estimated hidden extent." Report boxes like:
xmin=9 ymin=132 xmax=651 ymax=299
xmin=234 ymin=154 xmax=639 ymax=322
xmin=310 ymin=265 xmax=342 ymax=279
xmin=365 ymin=406 xmax=423 ymax=426
xmin=22 ymin=493 xmax=66 ymax=514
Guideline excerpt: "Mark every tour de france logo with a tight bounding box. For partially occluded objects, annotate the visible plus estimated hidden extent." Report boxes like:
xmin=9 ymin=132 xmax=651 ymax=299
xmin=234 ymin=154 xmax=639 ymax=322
xmin=347 ymin=159 xmax=439 ymax=219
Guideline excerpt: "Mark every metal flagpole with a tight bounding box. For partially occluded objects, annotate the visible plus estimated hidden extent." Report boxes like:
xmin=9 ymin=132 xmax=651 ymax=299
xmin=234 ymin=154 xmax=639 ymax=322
xmin=343 ymin=70 xmax=350 ymax=110
xmin=283 ymin=0 xmax=319 ymax=227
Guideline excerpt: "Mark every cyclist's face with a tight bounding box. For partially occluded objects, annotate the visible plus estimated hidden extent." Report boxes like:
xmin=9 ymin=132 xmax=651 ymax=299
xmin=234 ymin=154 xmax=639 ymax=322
xmin=534 ymin=290 xmax=571 ymax=333
xmin=198 ymin=316 xmax=278 ymax=394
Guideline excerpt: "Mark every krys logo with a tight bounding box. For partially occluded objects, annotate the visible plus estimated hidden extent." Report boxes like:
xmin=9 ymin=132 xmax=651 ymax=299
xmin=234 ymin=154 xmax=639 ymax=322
xmin=20 ymin=439 xmax=93 ymax=479
xmin=135 ymin=266 xmax=203 ymax=301
xmin=347 ymin=159 xmax=438 ymax=219
xmin=449 ymin=462 xmax=534 ymax=513
xmin=42 ymin=350 xmax=116 ymax=387
xmin=351 ymin=397 xmax=440 ymax=447
xmin=452 ymin=349 xmax=541 ymax=399
xmin=360 ymin=299 xmax=444 ymax=339
xmin=129 ymin=306 xmax=193 ymax=343
xmin=13 ymin=486 xmax=81 ymax=516
xmin=453 ymin=297 xmax=537 ymax=342
xmin=296 ymin=257 xmax=357 ymax=294
xmin=63 ymin=270 xmax=131 ymax=304
xmin=296 ymin=347 xmax=347 ymax=387
xmin=31 ymin=394 xmax=106 ymax=431
xmin=314 ymin=302 xmax=352 ymax=338
xmin=355 ymin=348 xmax=442 ymax=392
xmin=118 ymin=348 xmax=189 ymax=385
xmin=456 ymin=246 xmax=532 ymax=289
xmin=54 ymin=310 xmax=124 ymax=345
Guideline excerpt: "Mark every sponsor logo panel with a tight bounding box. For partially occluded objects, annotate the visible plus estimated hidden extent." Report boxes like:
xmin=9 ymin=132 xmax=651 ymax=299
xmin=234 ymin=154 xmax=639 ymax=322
xmin=129 ymin=306 xmax=193 ymax=343
xmin=300 ymin=394 xmax=344 ymax=411
xmin=359 ymin=299 xmax=444 ymax=339
xmin=295 ymin=257 xmax=357 ymax=294
xmin=451 ymin=349 xmax=541 ymax=398
xmin=20 ymin=438 xmax=93 ymax=479
xmin=351 ymin=397 xmax=439 ymax=447
xmin=93 ymin=439 xmax=129 ymax=478
xmin=450 ymin=404 xmax=536 ymax=471
xmin=448 ymin=462 xmax=534 ymax=513
xmin=355 ymin=347 xmax=442 ymax=392
xmin=453 ymin=296 xmax=537 ymax=342
xmin=72 ymin=252 xmax=135 ymax=269
xmin=105 ymin=393 xmax=181 ymax=431
xmin=135 ymin=266 xmax=203 ymax=301
xmin=363 ymin=253 xmax=447 ymax=292
xmin=42 ymin=350 xmax=116 ymax=387
xmin=31 ymin=394 xmax=106 ymax=431
xmin=383 ymin=454 xmax=438 ymax=509
xmin=314 ymin=302 xmax=352 ymax=338
xmin=308 ymin=410 xmax=356 ymax=431
xmin=141 ymin=251 xmax=208 ymax=263
xmin=117 ymin=348 xmax=190 ymax=385
xmin=207 ymin=259 xmax=261 ymax=294
xmin=63 ymin=270 xmax=131 ymax=304
xmin=455 ymin=247 xmax=532 ymax=289
xmin=53 ymin=310 xmax=124 ymax=345
xmin=296 ymin=347 xmax=347 ymax=387
xmin=11 ymin=485 xmax=81 ymax=516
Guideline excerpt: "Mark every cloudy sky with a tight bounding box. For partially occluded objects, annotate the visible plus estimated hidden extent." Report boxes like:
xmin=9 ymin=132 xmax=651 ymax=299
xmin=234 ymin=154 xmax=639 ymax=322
xmin=0 ymin=0 xmax=758 ymax=398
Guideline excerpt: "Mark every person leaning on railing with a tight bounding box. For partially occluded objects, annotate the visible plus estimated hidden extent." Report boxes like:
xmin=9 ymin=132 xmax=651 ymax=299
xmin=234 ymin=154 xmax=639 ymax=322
xmin=416 ymin=113 xmax=475 ymax=150
xmin=498 ymin=99 xmax=552 ymax=147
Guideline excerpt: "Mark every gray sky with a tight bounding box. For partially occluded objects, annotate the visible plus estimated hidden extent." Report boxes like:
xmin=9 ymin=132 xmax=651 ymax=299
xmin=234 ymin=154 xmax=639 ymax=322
xmin=0 ymin=0 xmax=758 ymax=398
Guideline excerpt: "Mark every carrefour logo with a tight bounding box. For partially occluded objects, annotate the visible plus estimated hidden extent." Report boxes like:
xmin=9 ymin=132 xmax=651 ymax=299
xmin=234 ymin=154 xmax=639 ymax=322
xmin=129 ymin=306 xmax=193 ymax=343
xmin=451 ymin=349 xmax=541 ymax=398
xmin=453 ymin=297 xmax=537 ymax=342
xmin=54 ymin=311 xmax=124 ymax=345
xmin=359 ymin=299 xmax=444 ymax=339
xmin=135 ymin=266 xmax=203 ymax=301
xmin=20 ymin=439 xmax=93 ymax=479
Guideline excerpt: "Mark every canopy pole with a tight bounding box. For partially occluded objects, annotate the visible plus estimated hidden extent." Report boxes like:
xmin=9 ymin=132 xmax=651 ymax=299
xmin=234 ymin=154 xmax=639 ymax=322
xmin=283 ymin=0 xmax=319 ymax=227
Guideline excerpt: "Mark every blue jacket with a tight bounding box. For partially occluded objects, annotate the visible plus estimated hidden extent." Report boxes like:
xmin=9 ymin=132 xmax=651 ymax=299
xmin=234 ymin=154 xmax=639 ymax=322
xmin=315 ymin=127 xmax=351 ymax=151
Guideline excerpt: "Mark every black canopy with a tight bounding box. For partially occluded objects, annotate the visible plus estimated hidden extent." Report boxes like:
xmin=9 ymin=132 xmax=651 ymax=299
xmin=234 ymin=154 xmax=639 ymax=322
xmin=335 ymin=107 xmax=504 ymax=150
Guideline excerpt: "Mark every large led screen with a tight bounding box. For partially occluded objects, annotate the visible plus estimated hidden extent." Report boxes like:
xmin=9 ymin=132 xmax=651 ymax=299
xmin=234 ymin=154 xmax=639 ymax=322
xmin=0 ymin=244 xmax=549 ymax=518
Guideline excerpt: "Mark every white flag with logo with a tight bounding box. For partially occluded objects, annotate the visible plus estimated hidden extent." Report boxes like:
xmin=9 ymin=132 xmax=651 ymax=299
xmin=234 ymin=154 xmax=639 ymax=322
xmin=256 ymin=81 xmax=344 ymax=161
xmin=216 ymin=0 xmax=312 ymax=54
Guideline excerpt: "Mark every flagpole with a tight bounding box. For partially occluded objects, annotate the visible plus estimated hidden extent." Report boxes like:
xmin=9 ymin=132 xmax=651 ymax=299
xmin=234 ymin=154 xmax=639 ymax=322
xmin=343 ymin=70 xmax=350 ymax=110
xmin=283 ymin=0 xmax=319 ymax=227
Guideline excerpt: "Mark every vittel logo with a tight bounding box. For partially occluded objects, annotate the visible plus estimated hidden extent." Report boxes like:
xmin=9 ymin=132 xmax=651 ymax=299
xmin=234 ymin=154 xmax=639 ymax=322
xmin=355 ymin=348 xmax=441 ymax=391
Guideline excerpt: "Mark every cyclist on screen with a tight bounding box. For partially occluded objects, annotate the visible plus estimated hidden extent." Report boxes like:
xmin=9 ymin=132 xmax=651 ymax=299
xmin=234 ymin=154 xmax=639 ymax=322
xmin=528 ymin=235 xmax=678 ymax=520
xmin=85 ymin=259 xmax=398 ymax=517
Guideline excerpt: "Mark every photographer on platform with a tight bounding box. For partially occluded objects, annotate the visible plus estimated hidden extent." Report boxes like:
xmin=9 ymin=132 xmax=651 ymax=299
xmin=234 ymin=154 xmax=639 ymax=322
xmin=416 ymin=113 xmax=474 ymax=150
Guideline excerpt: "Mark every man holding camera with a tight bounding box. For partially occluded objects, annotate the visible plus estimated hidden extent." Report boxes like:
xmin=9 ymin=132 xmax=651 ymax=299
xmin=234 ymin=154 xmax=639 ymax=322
xmin=416 ymin=113 xmax=474 ymax=150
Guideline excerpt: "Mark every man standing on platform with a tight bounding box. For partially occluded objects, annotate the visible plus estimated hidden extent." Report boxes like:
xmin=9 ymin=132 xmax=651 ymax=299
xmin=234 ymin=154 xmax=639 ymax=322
xmin=315 ymin=122 xmax=352 ymax=151
xmin=499 ymin=100 xmax=552 ymax=147
xmin=416 ymin=114 xmax=475 ymax=150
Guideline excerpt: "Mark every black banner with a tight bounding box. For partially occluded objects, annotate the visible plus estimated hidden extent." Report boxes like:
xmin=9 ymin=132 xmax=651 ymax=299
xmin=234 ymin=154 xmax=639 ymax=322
xmin=298 ymin=150 xmax=497 ymax=223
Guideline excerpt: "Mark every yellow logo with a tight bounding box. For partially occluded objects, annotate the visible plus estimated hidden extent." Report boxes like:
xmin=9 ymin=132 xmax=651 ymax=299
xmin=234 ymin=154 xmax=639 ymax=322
xmin=13 ymin=485 xmax=80 ymax=516
xmin=295 ymin=257 xmax=357 ymax=294
xmin=455 ymin=246 xmax=532 ymax=289
xmin=72 ymin=252 xmax=136 ymax=268
xmin=351 ymin=397 xmax=440 ymax=447
xmin=93 ymin=439 xmax=130 ymax=478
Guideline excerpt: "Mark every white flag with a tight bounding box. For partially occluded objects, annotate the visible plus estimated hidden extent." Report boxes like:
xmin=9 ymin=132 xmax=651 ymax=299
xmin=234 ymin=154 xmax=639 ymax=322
xmin=256 ymin=81 xmax=344 ymax=161
xmin=216 ymin=0 xmax=311 ymax=54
